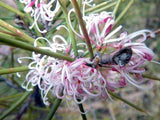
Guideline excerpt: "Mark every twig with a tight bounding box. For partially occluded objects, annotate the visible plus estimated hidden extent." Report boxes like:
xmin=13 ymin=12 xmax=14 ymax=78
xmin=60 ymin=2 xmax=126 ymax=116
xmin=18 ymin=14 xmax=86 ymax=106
xmin=71 ymin=0 xmax=94 ymax=59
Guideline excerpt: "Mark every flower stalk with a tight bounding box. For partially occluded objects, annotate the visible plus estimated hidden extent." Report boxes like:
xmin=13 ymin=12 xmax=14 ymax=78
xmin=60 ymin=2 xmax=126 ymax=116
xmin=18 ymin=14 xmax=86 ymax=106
xmin=77 ymin=99 xmax=87 ymax=120
xmin=46 ymin=98 xmax=62 ymax=120
xmin=0 ymin=91 xmax=31 ymax=120
xmin=25 ymin=12 xmax=43 ymax=38
xmin=114 ymin=0 xmax=134 ymax=27
xmin=58 ymin=0 xmax=78 ymax=57
xmin=0 ymin=35 xmax=74 ymax=62
xmin=143 ymin=74 xmax=160 ymax=81
xmin=71 ymin=0 xmax=94 ymax=59
xmin=0 ymin=66 xmax=29 ymax=75
xmin=85 ymin=1 xmax=116 ymax=14
xmin=88 ymin=1 xmax=116 ymax=14
xmin=0 ymin=19 xmax=35 ymax=44
xmin=108 ymin=90 xmax=148 ymax=114
xmin=113 ymin=0 xmax=122 ymax=17
xmin=0 ymin=1 xmax=25 ymax=17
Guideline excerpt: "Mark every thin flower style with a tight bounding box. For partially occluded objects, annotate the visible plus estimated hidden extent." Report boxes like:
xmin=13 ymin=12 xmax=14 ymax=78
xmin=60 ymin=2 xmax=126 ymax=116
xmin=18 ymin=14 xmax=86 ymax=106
xmin=68 ymin=11 xmax=115 ymax=49
xmin=59 ymin=58 xmax=103 ymax=103
xmin=68 ymin=0 xmax=95 ymax=36
xmin=83 ymin=11 xmax=115 ymax=48
xmin=114 ymin=30 xmax=155 ymax=61
xmin=19 ymin=0 xmax=60 ymax=33
xmin=81 ymin=0 xmax=95 ymax=17
xmin=112 ymin=56 xmax=154 ymax=90
xmin=18 ymin=35 xmax=68 ymax=104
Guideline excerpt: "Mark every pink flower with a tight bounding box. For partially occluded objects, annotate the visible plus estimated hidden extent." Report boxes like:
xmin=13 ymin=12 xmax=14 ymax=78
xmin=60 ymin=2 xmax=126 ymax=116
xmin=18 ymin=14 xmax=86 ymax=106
xmin=112 ymin=56 xmax=154 ymax=90
xmin=108 ymin=29 xmax=155 ymax=61
xmin=19 ymin=0 xmax=60 ymax=33
xmin=60 ymin=59 xmax=100 ymax=102
xmin=19 ymin=0 xmax=35 ymax=13
xmin=84 ymin=12 xmax=115 ymax=48
xmin=68 ymin=11 xmax=116 ymax=48
xmin=19 ymin=34 xmax=119 ymax=104
xmin=82 ymin=11 xmax=155 ymax=90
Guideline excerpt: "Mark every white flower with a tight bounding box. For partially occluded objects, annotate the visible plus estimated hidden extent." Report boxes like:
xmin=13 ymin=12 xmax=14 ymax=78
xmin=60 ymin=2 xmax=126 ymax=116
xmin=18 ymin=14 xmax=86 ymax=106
xmin=19 ymin=0 xmax=60 ymax=33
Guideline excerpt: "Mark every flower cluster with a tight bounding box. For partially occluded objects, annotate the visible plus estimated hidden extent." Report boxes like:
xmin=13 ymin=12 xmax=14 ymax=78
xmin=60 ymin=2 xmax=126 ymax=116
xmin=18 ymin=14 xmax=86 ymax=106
xmin=19 ymin=34 xmax=113 ymax=105
xmin=19 ymin=0 xmax=156 ymax=105
xmin=19 ymin=0 xmax=60 ymax=33
xmin=82 ymin=11 xmax=155 ymax=90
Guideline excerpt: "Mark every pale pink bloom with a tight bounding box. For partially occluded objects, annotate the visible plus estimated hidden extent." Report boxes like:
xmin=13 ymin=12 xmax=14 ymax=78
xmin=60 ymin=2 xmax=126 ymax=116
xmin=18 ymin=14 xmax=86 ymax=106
xmin=102 ymin=29 xmax=155 ymax=89
xmin=18 ymin=35 xmax=68 ymax=104
xmin=19 ymin=34 xmax=117 ymax=104
xmin=68 ymin=0 xmax=95 ymax=36
xmin=83 ymin=12 xmax=115 ymax=48
xmin=19 ymin=0 xmax=35 ymax=13
xmin=68 ymin=11 xmax=115 ymax=48
xmin=110 ymin=54 xmax=154 ymax=90
xmin=103 ymin=70 xmax=127 ymax=91
xmin=19 ymin=0 xmax=60 ymax=33
xmin=40 ymin=57 xmax=110 ymax=104
xmin=109 ymin=29 xmax=155 ymax=61
xmin=48 ymin=58 xmax=115 ymax=104
xmin=81 ymin=11 xmax=155 ymax=90
xmin=19 ymin=52 xmax=49 ymax=92
xmin=19 ymin=0 xmax=31 ymax=4
xmin=34 ymin=36 xmax=68 ymax=53
xmin=60 ymin=59 xmax=100 ymax=102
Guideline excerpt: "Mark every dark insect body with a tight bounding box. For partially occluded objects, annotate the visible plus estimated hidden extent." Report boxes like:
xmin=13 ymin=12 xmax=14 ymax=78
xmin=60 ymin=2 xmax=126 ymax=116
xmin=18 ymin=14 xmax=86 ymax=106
xmin=86 ymin=47 xmax=132 ymax=68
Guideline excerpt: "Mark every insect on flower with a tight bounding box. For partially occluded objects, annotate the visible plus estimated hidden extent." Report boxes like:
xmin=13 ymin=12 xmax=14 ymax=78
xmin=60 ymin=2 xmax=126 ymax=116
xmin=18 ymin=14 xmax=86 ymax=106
xmin=86 ymin=47 xmax=132 ymax=68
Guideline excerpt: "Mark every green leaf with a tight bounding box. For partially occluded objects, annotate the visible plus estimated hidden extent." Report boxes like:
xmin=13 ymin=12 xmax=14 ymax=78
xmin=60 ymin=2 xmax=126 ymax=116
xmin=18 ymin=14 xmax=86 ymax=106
xmin=0 ymin=91 xmax=31 ymax=120
xmin=108 ymin=90 xmax=149 ymax=115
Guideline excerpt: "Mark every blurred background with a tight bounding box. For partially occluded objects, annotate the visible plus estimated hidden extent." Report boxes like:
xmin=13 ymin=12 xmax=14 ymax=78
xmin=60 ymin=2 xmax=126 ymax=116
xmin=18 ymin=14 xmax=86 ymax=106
xmin=0 ymin=0 xmax=160 ymax=120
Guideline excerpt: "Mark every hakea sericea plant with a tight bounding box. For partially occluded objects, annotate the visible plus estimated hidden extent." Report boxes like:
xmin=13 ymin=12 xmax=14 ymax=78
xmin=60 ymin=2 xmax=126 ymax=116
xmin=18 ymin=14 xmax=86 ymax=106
xmin=17 ymin=3 xmax=155 ymax=106
xmin=1 ymin=0 xmax=159 ymax=119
